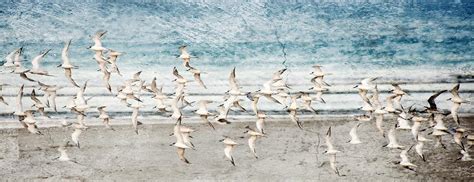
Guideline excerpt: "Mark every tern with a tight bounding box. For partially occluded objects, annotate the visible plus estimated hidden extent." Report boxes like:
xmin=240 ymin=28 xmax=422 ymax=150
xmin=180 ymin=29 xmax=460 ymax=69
xmin=184 ymin=62 xmax=207 ymax=89
xmin=246 ymin=92 xmax=261 ymax=115
xmin=194 ymin=100 xmax=215 ymax=130
xmin=59 ymin=39 xmax=79 ymax=87
xmin=130 ymin=103 xmax=144 ymax=134
xmin=255 ymin=111 xmax=266 ymax=134
xmin=374 ymin=107 xmax=387 ymax=138
xmin=97 ymin=106 xmax=113 ymax=130
xmin=398 ymin=145 xmax=416 ymax=171
xmin=38 ymin=81 xmax=62 ymax=112
xmin=384 ymin=94 xmax=398 ymax=113
xmin=411 ymin=116 xmax=427 ymax=141
xmin=177 ymin=45 xmax=195 ymax=66
xmin=30 ymin=89 xmax=48 ymax=117
xmin=13 ymin=84 xmax=25 ymax=117
xmin=415 ymin=136 xmax=431 ymax=162
xmin=88 ymin=31 xmax=107 ymax=51
xmin=348 ymin=122 xmax=362 ymax=144
xmin=299 ymin=92 xmax=316 ymax=113
xmin=354 ymin=77 xmax=378 ymax=91
xmin=23 ymin=110 xmax=42 ymax=135
xmin=397 ymin=109 xmax=412 ymax=130
xmin=107 ymin=49 xmax=123 ymax=76
xmin=287 ymin=94 xmax=303 ymax=129
xmin=220 ymin=137 xmax=238 ymax=166
xmin=3 ymin=48 xmax=21 ymax=68
xmin=244 ymin=125 xmax=264 ymax=159
xmin=384 ymin=124 xmax=404 ymax=149
xmin=258 ymin=80 xmax=282 ymax=104
xmin=448 ymin=84 xmax=468 ymax=126
xmin=30 ymin=49 xmax=52 ymax=75
xmin=173 ymin=117 xmax=191 ymax=164
xmin=71 ymin=123 xmax=87 ymax=148
xmin=454 ymin=128 xmax=466 ymax=150
xmin=55 ymin=141 xmax=75 ymax=162
xmin=323 ymin=127 xmax=340 ymax=154
xmin=324 ymin=127 xmax=341 ymax=176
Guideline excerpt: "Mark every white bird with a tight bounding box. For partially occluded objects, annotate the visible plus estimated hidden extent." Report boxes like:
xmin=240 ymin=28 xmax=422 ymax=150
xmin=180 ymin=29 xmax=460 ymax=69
xmin=97 ymin=106 xmax=113 ymax=130
xmin=448 ymin=84 xmax=468 ymax=126
xmin=56 ymin=142 xmax=72 ymax=162
xmin=258 ymin=80 xmax=281 ymax=104
xmin=374 ymin=112 xmax=386 ymax=138
xmin=30 ymin=49 xmax=51 ymax=75
xmin=324 ymin=127 xmax=341 ymax=176
xmin=384 ymin=94 xmax=398 ymax=113
xmin=60 ymin=39 xmax=79 ymax=87
xmin=130 ymin=103 xmax=144 ymax=134
xmin=194 ymin=100 xmax=215 ymax=130
xmin=3 ymin=47 xmax=21 ymax=68
xmin=71 ymin=123 xmax=87 ymax=148
xmin=348 ymin=122 xmax=362 ymax=144
xmin=256 ymin=111 xmax=266 ymax=134
xmin=411 ymin=116 xmax=427 ymax=141
xmin=244 ymin=125 xmax=264 ymax=159
xmin=355 ymin=77 xmax=378 ymax=97
xmin=228 ymin=67 xmax=245 ymax=96
xmin=430 ymin=113 xmax=449 ymax=149
xmin=185 ymin=62 xmax=207 ymax=89
xmin=324 ymin=127 xmax=340 ymax=155
xmin=88 ymin=31 xmax=107 ymax=51
xmin=107 ymin=49 xmax=123 ymax=76
xmin=287 ymin=94 xmax=303 ymax=129
xmin=23 ymin=110 xmax=42 ymax=135
xmin=150 ymin=78 xmax=168 ymax=112
xmin=177 ymin=45 xmax=193 ymax=66
xmin=328 ymin=153 xmax=340 ymax=176
xmin=397 ymin=109 xmax=412 ymax=130
xmin=454 ymin=128 xmax=466 ymax=150
xmin=179 ymin=125 xmax=196 ymax=150
xmin=173 ymin=117 xmax=191 ymax=164
xmin=13 ymin=85 xmax=25 ymax=117
xmin=220 ymin=137 xmax=238 ymax=166
xmin=385 ymin=124 xmax=404 ymax=149
xmin=30 ymin=89 xmax=48 ymax=117
xmin=246 ymin=92 xmax=261 ymax=115
xmin=415 ymin=136 xmax=431 ymax=162
xmin=299 ymin=92 xmax=316 ymax=113
xmin=399 ymin=145 xmax=416 ymax=171
xmin=38 ymin=81 xmax=62 ymax=112
xmin=172 ymin=67 xmax=188 ymax=85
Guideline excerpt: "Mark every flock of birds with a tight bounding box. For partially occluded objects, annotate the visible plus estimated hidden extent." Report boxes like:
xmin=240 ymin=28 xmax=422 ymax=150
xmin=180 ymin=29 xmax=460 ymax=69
xmin=1 ymin=31 xmax=473 ymax=176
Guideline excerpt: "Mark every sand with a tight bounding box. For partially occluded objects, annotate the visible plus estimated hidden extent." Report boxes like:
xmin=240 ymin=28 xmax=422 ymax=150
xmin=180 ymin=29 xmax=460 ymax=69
xmin=0 ymin=116 xmax=473 ymax=181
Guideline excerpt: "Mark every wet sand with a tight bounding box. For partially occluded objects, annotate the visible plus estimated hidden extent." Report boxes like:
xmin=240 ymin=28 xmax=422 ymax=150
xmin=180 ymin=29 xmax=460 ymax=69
xmin=0 ymin=116 xmax=473 ymax=181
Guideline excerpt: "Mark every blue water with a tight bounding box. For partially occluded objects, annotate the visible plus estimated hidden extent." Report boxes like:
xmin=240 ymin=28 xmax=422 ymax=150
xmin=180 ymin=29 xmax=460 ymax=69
xmin=0 ymin=0 xmax=472 ymax=73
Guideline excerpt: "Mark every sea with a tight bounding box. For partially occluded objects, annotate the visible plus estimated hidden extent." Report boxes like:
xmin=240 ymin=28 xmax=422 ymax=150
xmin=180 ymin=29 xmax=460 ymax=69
xmin=0 ymin=0 xmax=472 ymax=126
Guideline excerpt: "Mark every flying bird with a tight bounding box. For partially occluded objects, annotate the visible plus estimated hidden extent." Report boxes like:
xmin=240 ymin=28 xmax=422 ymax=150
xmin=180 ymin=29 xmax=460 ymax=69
xmin=348 ymin=122 xmax=362 ymax=144
xmin=59 ymin=39 xmax=80 ymax=87
xmin=220 ymin=137 xmax=238 ymax=166
xmin=244 ymin=125 xmax=264 ymax=159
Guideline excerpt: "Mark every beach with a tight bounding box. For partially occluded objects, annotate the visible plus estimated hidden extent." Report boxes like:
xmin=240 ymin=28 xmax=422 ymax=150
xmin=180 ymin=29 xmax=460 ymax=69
xmin=0 ymin=116 xmax=473 ymax=181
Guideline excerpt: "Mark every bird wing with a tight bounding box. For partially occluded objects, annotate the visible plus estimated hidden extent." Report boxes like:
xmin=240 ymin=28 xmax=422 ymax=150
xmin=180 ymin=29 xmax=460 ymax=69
xmin=427 ymin=90 xmax=447 ymax=110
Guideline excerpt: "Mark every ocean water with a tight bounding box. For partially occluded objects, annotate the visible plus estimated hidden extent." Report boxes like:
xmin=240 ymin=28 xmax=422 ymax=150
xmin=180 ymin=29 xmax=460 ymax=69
xmin=0 ymin=0 xmax=473 ymax=122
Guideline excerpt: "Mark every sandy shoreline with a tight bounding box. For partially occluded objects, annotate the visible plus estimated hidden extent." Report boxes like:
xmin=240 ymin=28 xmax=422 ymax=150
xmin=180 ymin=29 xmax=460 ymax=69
xmin=1 ymin=116 xmax=473 ymax=181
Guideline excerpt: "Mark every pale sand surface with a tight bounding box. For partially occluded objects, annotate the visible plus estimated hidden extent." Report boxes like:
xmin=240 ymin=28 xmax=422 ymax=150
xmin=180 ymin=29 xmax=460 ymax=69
xmin=0 ymin=116 xmax=473 ymax=181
